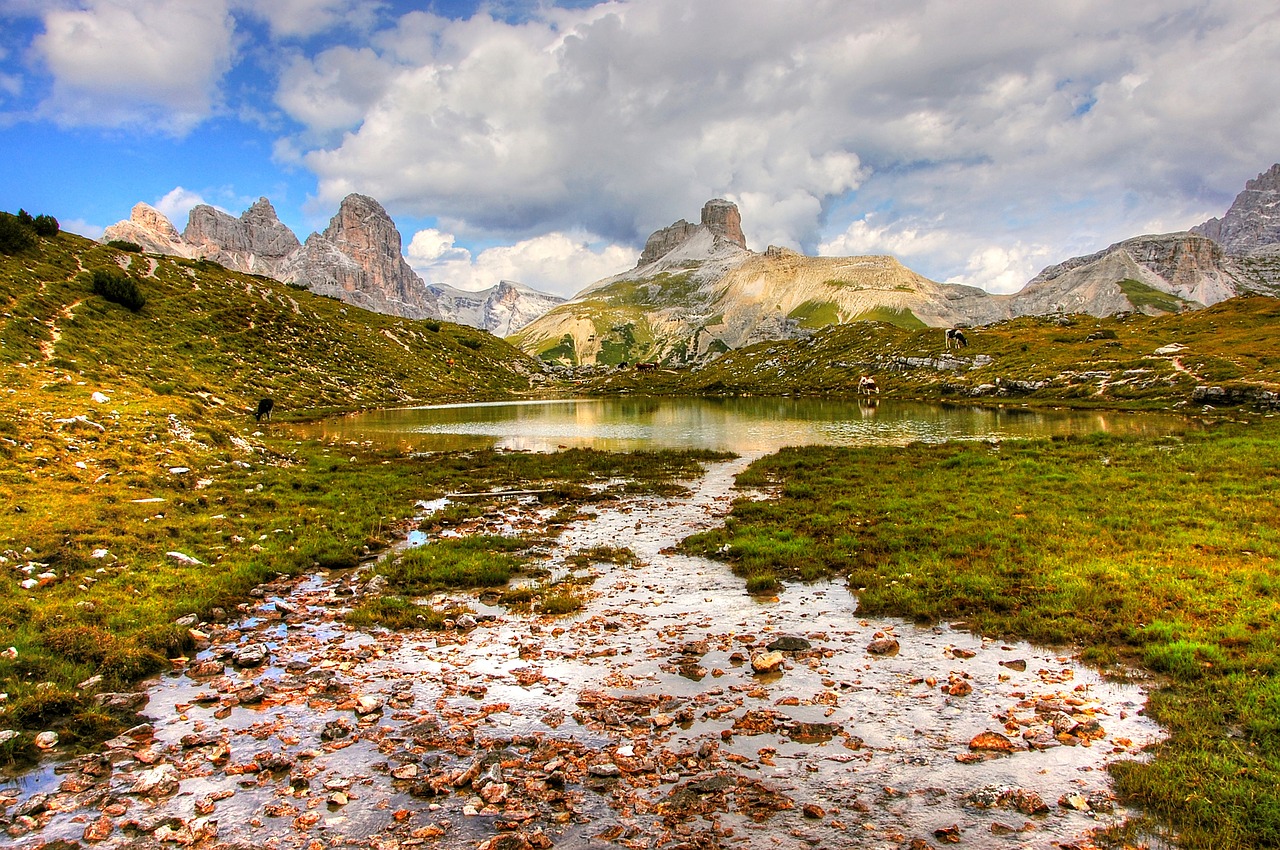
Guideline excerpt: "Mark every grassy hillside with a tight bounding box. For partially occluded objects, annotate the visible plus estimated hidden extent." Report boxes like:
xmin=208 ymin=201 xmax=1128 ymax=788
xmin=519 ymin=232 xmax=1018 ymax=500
xmin=579 ymin=296 xmax=1280 ymax=407
xmin=0 ymin=227 xmax=556 ymax=750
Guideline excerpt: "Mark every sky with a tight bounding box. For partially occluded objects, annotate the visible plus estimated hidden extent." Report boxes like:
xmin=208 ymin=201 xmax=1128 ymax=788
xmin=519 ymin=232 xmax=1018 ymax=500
xmin=1 ymin=0 xmax=1277 ymax=298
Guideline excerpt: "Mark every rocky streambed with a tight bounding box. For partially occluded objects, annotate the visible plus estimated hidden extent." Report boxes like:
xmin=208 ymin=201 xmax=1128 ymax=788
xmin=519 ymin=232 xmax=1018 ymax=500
xmin=2 ymin=455 xmax=1165 ymax=850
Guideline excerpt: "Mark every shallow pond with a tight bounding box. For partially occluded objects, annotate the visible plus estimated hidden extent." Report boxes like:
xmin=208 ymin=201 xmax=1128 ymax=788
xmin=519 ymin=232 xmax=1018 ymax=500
xmin=288 ymin=396 xmax=1192 ymax=453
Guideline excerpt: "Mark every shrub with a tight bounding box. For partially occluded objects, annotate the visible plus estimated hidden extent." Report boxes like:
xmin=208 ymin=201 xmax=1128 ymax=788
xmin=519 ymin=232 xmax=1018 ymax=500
xmin=32 ymin=214 xmax=59 ymax=238
xmin=90 ymin=267 xmax=146 ymax=311
xmin=0 ymin=212 xmax=36 ymax=254
xmin=106 ymin=239 xmax=142 ymax=253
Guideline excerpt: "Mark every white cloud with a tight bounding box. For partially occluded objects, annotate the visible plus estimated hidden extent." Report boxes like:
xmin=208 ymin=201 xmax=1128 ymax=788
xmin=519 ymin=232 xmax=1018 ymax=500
xmin=152 ymin=186 xmax=209 ymax=225
xmin=233 ymin=0 xmax=382 ymax=40
xmin=277 ymin=0 xmax=1280 ymax=292
xmin=33 ymin=0 xmax=236 ymax=132
xmin=408 ymin=228 xmax=633 ymax=297
xmin=60 ymin=218 xmax=104 ymax=240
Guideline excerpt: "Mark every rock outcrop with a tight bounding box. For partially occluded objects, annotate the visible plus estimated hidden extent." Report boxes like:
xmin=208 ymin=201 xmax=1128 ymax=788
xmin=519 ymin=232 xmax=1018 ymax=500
xmin=183 ymin=198 xmax=301 ymax=279
xmin=637 ymin=198 xmax=748 ymax=266
xmin=101 ymin=203 xmax=191 ymax=256
xmin=430 ymin=280 xmax=567 ymax=336
xmin=1014 ymin=233 xmax=1249 ymax=313
xmin=1193 ymin=163 xmax=1280 ymax=255
xmin=283 ymin=194 xmax=439 ymax=320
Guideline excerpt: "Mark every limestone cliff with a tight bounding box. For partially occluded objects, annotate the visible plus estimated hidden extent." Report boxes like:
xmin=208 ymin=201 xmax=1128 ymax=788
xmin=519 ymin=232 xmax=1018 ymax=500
xmin=429 ymin=280 xmax=566 ymax=335
xmin=1015 ymin=233 xmax=1250 ymax=314
xmin=183 ymin=198 xmax=301 ymax=279
xmin=1193 ymin=163 xmax=1280 ymax=255
xmin=101 ymin=203 xmax=191 ymax=257
xmin=637 ymin=198 xmax=747 ymax=266
xmin=511 ymin=200 xmax=998 ymax=366
xmin=283 ymin=194 xmax=439 ymax=320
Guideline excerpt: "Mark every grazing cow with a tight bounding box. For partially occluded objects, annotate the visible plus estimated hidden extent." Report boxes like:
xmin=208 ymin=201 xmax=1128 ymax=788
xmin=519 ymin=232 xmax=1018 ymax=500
xmin=859 ymin=375 xmax=879 ymax=396
xmin=636 ymin=362 xmax=659 ymax=372
xmin=254 ymin=398 xmax=274 ymax=422
xmin=945 ymin=328 xmax=968 ymax=350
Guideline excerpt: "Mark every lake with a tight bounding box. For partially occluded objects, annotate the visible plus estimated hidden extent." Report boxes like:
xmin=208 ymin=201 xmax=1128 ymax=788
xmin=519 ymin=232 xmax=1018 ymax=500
xmin=290 ymin=395 xmax=1192 ymax=454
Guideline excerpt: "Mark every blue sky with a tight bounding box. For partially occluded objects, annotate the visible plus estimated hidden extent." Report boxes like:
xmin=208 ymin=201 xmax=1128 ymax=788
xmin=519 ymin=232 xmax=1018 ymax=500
xmin=1 ymin=0 xmax=1277 ymax=296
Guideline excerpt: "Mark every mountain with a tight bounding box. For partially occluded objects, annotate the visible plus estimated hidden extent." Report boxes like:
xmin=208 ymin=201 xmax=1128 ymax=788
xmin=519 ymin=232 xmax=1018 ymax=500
xmin=183 ymin=197 xmax=301 ymax=279
xmin=1012 ymin=232 xmax=1253 ymax=315
xmin=101 ymin=195 xmax=565 ymax=330
xmin=281 ymin=194 xmax=439 ymax=320
xmin=510 ymin=199 xmax=1005 ymax=366
xmin=1019 ymin=164 xmax=1280 ymax=312
xmin=429 ymin=280 xmax=567 ymax=335
xmin=1193 ymin=163 xmax=1280 ymax=255
xmin=101 ymin=202 xmax=192 ymax=256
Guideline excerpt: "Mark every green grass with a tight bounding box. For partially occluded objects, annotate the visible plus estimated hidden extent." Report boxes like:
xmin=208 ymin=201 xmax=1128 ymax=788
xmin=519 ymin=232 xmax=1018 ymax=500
xmin=1117 ymin=278 xmax=1193 ymax=313
xmin=683 ymin=421 xmax=1280 ymax=849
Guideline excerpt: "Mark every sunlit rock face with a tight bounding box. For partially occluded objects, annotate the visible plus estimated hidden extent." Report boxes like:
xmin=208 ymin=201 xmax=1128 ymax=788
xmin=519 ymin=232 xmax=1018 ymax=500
xmin=101 ymin=203 xmax=191 ymax=257
xmin=284 ymin=193 xmax=441 ymax=320
xmin=183 ymin=198 xmax=301 ymax=279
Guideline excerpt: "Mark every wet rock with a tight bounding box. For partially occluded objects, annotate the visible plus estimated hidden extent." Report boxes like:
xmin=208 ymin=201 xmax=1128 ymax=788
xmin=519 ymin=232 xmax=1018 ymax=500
xmin=588 ymin=763 xmax=621 ymax=778
xmin=751 ymin=651 xmax=785 ymax=673
xmin=364 ymin=574 xmax=388 ymax=595
xmin=968 ymin=731 xmax=1015 ymax=753
xmin=1007 ymin=789 xmax=1050 ymax=815
xmin=187 ymin=659 xmax=225 ymax=678
xmin=34 ymin=731 xmax=58 ymax=750
xmin=1059 ymin=793 xmax=1089 ymax=811
xmin=1000 ymin=658 xmax=1027 ymax=672
xmin=866 ymin=638 xmax=900 ymax=655
xmin=14 ymin=792 xmax=51 ymax=817
xmin=766 ymin=635 xmax=811 ymax=652
xmin=232 ymin=642 xmax=269 ymax=667
xmin=934 ymin=823 xmax=963 ymax=843
xmin=82 ymin=815 xmax=115 ymax=842
xmin=801 ymin=803 xmax=825 ymax=819
xmin=131 ymin=764 xmax=180 ymax=797
xmin=95 ymin=691 xmax=148 ymax=711
xmin=354 ymin=694 xmax=385 ymax=715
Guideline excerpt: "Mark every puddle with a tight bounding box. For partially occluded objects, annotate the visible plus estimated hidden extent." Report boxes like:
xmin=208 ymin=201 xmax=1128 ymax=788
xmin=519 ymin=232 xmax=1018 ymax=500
xmin=1 ymin=454 xmax=1166 ymax=849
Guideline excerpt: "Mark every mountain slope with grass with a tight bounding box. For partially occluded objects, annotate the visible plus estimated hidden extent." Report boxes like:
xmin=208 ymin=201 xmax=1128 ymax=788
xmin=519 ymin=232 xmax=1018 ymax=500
xmin=578 ymin=295 xmax=1280 ymax=408
xmin=510 ymin=200 xmax=1005 ymax=367
xmin=0 ymin=223 xmax=559 ymax=748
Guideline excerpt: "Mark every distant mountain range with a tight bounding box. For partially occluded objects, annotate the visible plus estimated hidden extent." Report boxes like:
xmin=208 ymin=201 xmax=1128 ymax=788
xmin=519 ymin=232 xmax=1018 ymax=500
xmin=104 ymin=163 xmax=1280 ymax=366
xmin=512 ymin=167 xmax=1280 ymax=365
xmin=101 ymin=194 xmax=558 ymax=334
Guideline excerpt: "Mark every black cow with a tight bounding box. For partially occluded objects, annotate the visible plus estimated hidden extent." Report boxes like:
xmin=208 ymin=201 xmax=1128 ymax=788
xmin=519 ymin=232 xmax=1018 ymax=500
xmin=254 ymin=398 xmax=274 ymax=422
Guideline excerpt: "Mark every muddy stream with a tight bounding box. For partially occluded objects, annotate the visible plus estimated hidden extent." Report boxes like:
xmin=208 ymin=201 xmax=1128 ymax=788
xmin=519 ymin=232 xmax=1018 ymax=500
xmin=3 ymin=445 xmax=1166 ymax=850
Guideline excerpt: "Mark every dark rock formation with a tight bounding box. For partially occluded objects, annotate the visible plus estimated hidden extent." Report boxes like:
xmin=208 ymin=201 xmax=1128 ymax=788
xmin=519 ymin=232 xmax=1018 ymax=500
xmin=1193 ymin=163 xmax=1280 ymax=255
xmin=284 ymin=194 xmax=439 ymax=320
xmin=183 ymin=198 xmax=301 ymax=279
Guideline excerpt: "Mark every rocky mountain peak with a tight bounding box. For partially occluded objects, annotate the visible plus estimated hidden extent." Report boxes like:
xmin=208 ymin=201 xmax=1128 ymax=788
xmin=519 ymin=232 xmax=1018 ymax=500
xmin=637 ymin=198 xmax=748 ymax=266
xmin=283 ymin=193 xmax=439 ymax=320
xmin=101 ymin=203 xmax=188 ymax=255
xmin=183 ymin=197 xmax=301 ymax=278
xmin=1192 ymin=163 xmax=1280 ymax=255
xmin=700 ymin=198 xmax=746 ymax=249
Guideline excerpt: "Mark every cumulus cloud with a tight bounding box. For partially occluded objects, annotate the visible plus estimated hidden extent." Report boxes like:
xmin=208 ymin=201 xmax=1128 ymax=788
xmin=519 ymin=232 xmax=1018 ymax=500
xmin=279 ymin=0 xmax=1280 ymax=291
xmin=233 ymin=0 xmax=383 ymax=40
xmin=33 ymin=0 xmax=236 ymax=133
xmin=152 ymin=186 xmax=209 ymax=226
xmin=408 ymin=227 xmax=633 ymax=297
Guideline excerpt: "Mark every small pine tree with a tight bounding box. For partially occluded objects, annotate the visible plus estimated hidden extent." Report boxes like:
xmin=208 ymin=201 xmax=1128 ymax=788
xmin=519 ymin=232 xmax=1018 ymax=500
xmin=32 ymin=214 xmax=59 ymax=238
xmin=90 ymin=267 xmax=146 ymax=312
xmin=0 ymin=212 xmax=36 ymax=254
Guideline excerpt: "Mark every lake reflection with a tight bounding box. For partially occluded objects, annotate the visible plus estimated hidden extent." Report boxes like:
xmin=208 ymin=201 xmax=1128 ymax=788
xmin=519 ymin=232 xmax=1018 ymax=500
xmin=291 ymin=396 xmax=1191 ymax=454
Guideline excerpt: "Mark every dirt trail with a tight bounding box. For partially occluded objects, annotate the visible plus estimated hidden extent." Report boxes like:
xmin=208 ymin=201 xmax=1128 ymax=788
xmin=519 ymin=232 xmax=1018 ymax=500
xmin=2 ymin=456 xmax=1165 ymax=850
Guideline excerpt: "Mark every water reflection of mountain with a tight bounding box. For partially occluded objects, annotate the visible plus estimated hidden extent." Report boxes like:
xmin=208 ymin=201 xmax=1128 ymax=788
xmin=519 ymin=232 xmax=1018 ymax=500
xmin=291 ymin=397 xmax=1192 ymax=454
